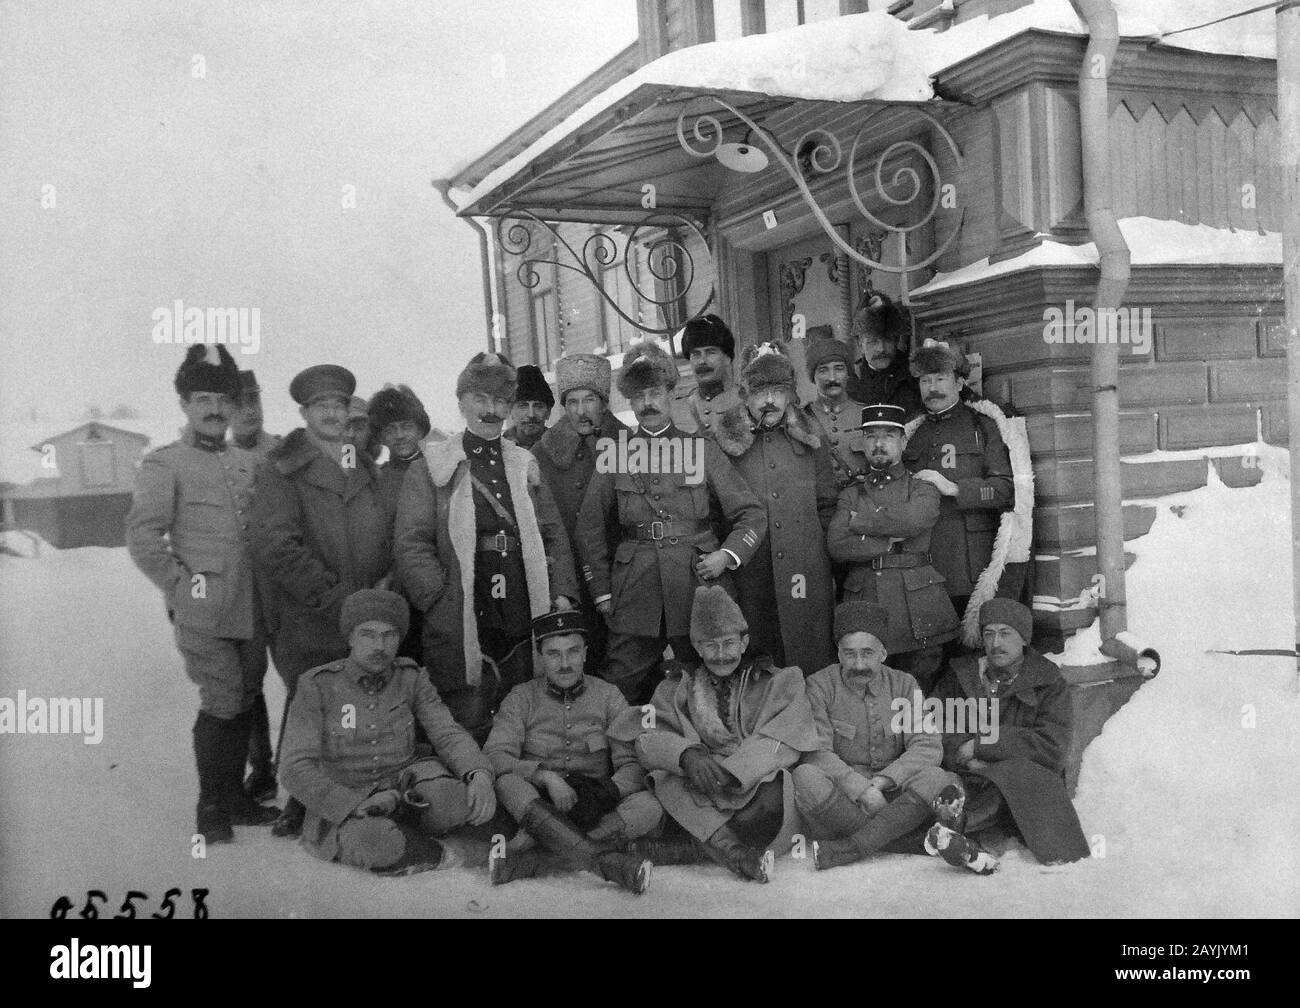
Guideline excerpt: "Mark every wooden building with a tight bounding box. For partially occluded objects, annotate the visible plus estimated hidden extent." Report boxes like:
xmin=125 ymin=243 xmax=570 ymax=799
xmin=0 ymin=422 xmax=150 ymax=548
xmin=450 ymin=0 xmax=1282 ymax=659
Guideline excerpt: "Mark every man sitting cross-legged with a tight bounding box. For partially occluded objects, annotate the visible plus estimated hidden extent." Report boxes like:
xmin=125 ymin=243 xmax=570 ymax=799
xmin=484 ymin=610 xmax=659 ymax=895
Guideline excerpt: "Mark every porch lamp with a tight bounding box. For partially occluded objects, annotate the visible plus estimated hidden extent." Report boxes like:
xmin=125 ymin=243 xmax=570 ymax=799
xmin=716 ymin=128 xmax=769 ymax=173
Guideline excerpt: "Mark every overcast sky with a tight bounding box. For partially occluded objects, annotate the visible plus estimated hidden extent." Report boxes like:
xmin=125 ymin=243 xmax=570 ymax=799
xmin=0 ymin=0 xmax=639 ymax=435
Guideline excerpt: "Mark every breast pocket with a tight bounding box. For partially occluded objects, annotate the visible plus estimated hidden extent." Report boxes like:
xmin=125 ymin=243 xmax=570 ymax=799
xmin=831 ymin=718 xmax=858 ymax=740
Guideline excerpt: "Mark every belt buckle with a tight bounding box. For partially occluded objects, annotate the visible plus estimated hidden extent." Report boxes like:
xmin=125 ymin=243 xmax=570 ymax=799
xmin=649 ymin=521 xmax=664 ymax=541
xmin=494 ymin=532 xmax=508 ymax=554
xmin=870 ymin=556 xmax=884 ymax=571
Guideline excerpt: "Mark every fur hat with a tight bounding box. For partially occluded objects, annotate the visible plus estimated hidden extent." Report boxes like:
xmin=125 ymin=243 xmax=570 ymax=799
xmin=556 ymin=353 xmax=611 ymax=403
xmin=804 ymin=337 xmax=854 ymax=379
xmin=515 ymin=364 xmax=555 ymax=409
xmin=910 ymin=338 xmax=970 ymax=379
xmin=367 ymin=384 xmax=431 ymax=438
xmin=689 ymin=585 xmax=748 ymax=641
xmin=978 ymin=598 xmax=1033 ymax=646
xmin=834 ymin=602 xmax=891 ymax=648
xmin=456 ymin=352 xmax=516 ymax=401
xmin=175 ymin=344 xmax=241 ymax=399
xmin=679 ymin=314 xmax=735 ymax=360
xmin=617 ymin=341 xmax=678 ymax=397
xmin=738 ymin=342 xmax=796 ymax=396
xmin=851 ymin=291 xmax=907 ymax=345
xmin=339 ymin=588 xmax=410 ymax=639
xmin=238 ymin=369 xmax=261 ymax=398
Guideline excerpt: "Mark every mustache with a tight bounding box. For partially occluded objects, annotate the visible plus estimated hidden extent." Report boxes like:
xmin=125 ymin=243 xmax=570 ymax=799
xmin=478 ymin=413 xmax=504 ymax=423
xmin=925 ymin=393 xmax=946 ymax=400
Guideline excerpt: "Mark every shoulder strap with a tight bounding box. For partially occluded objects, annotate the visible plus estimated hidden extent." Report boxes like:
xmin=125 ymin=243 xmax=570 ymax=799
xmin=469 ymin=472 xmax=517 ymax=530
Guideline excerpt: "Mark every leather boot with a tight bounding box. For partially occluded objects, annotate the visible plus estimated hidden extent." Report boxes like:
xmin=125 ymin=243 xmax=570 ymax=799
xmin=272 ymin=796 xmax=306 ymax=838
xmin=703 ymin=824 xmax=774 ymax=883
xmin=801 ymin=785 xmax=871 ymax=840
xmin=585 ymin=816 xmax=630 ymax=854
xmin=519 ymin=800 xmax=651 ymax=895
xmin=629 ymin=836 xmax=706 ymax=865
xmin=489 ymin=848 xmax=550 ymax=886
xmin=813 ymin=791 xmax=932 ymax=871
xmin=222 ymin=710 xmax=279 ymax=825
xmin=244 ymin=693 xmax=277 ymax=801
xmin=193 ymin=713 xmax=233 ymax=844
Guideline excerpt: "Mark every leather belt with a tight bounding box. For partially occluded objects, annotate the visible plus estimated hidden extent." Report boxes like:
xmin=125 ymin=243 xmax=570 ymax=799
xmin=477 ymin=533 xmax=520 ymax=553
xmin=621 ymin=520 xmax=709 ymax=542
xmin=868 ymin=552 xmax=929 ymax=570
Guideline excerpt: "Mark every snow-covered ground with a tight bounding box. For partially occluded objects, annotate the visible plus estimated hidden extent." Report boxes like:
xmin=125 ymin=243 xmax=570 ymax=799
xmin=1 ymin=451 xmax=1297 ymax=918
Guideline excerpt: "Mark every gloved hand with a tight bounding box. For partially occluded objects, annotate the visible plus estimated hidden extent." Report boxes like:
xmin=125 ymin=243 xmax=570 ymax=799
xmin=680 ymin=746 xmax=737 ymax=799
xmin=352 ymin=789 xmax=401 ymax=819
xmin=859 ymin=786 xmax=888 ymax=816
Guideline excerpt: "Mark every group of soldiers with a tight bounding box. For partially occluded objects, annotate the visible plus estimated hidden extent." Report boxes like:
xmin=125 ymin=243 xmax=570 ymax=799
xmin=127 ymin=293 xmax=1090 ymax=896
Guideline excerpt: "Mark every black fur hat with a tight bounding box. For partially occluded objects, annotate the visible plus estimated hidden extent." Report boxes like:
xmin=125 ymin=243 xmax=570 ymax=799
xmin=515 ymin=365 xmax=555 ymax=409
xmin=679 ymin=314 xmax=735 ymax=361
xmin=367 ymin=384 xmax=431 ymax=438
xmin=174 ymin=344 xmax=241 ymax=399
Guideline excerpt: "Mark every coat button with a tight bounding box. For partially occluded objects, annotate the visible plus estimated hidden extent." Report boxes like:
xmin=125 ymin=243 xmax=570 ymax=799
xmin=776 ymin=551 xmax=784 ymax=559
xmin=368 ymin=724 xmax=376 ymax=729
xmin=774 ymin=521 xmax=782 ymax=529
xmin=769 ymin=462 xmax=775 ymax=469
xmin=771 ymin=491 xmax=778 ymax=499
xmin=370 ymin=739 xmax=377 ymax=745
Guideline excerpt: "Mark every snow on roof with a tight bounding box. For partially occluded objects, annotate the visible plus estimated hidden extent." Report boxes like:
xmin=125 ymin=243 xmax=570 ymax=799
xmin=455 ymin=4 xmax=1275 ymax=215
xmin=910 ymin=217 xmax=1283 ymax=297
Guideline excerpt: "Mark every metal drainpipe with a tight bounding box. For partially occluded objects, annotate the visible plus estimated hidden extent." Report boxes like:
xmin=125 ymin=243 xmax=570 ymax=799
xmin=432 ymin=178 xmax=497 ymax=352
xmin=1068 ymin=0 xmax=1138 ymax=663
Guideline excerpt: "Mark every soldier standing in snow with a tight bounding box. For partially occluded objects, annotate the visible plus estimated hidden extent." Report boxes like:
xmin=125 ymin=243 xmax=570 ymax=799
xmin=394 ymin=352 xmax=578 ymax=742
xmin=126 ymin=345 xmax=280 ymax=843
xmin=575 ymin=341 xmax=766 ymax=704
xmin=484 ymin=610 xmax=658 ymax=894
xmin=279 ymin=589 xmax=496 ymax=874
xmin=710 ymin=343 xmax=837 ymax=677
xmin=827 ymin=404 xmax=961 ymax=690
xmin=227 ymin=367 xmax=281 ymax=803
xmin=249 ymin=363 xmax=395 ymax=837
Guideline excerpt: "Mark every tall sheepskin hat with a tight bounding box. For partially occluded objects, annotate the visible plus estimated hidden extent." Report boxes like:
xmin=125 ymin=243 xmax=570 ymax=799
xmin=367 ymin=384 xmax=431 ymax=437
xmin=738 ymin=342 xmax=796 ymax=396
xmin=617 ymin=340 xmax=678 ymax=398
xmin=175 ymin=344 xmax=241 ymax=399
xmin=833 ymin=601 xmax=891 ymax=648
xmin=679 ymin=314 xmax=735 ymax=360
xmin=456 ymin=351 xmax=517 ymax=400
xmin=910 ymin=337 xmax=970 ymax=379
xmin=556 ymin=353 xmax=611 ymax=403
xmin=515 ymin=364 xmax=555 ymax=409
xmin=689 ymin=585 xmax=748 ymax=641
xmin=804 ymin=336 xmax=854 ymax=379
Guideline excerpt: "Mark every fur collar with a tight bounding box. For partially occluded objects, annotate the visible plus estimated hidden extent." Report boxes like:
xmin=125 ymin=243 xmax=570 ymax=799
xmin=534 ymin=412 xmax=627 ymax=470
xmin=713 ymin=404 xmax=821 ymax=458
xmin=420 ymin=429 xmax=534 ymax=489
xmin=269 ymin=427 xmax=376 ymax=477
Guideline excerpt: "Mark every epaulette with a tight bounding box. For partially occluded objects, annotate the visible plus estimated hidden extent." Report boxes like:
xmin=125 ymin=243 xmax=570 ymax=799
xmin=393 ymin=657 xmax=421 ymax=672
xmin=307 ymin=659 xmax=347 ymax=677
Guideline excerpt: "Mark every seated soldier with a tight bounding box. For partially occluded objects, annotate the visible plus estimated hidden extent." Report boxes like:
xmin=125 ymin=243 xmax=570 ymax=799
xmin=610 ymin=585 xmax=821 ymax=883
xmin=796 ymin=602 xmax=994 ymax=874
xmin=929 ymin=598 xmax=1090 ymax=866
xmin=485 ymin=610 xmax=659 ymax=895
xmin=279 ymin=589 xmax=497 ymax=874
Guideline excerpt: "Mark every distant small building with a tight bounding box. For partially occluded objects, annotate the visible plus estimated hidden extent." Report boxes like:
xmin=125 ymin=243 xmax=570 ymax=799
xmin=0 ymin=422 xmax=150 ymax=548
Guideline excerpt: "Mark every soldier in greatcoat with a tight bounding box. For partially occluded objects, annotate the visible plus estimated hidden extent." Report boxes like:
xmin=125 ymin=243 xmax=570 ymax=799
xmin=670 ymin=314 xmax=742 ymax=436
xmin=902 ymin=339 xmax=1021 ymax=648
xmin=827 ymin=404 xmax=961 ymax=691
xmin=279 ymin=589 xmax=496 ymax=874
xmin=127 ymin=345 xmax=279 ymax=842
xmin=930 ymin=599 xmax=1090 ymax=866
xmin=394 ymin=352 xmax=578 ymax=742
xmin=531 ymin=353 xmax=630 ymax=671
xmin=484 ymin=610 xmax=659 ymax=894
xmin=610 ymin=586 xmax=821 ymax=883
xmin=794 ymin=603 xmax=989 ymax=873
xmin=711 ymin=343 xmax=837 ymax=676
xmin=574 ymin=341 xmax=766 ymax=704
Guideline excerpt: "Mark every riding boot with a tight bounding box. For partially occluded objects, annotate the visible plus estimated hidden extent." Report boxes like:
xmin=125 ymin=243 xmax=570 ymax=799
xmin=192 ymin=713 xmax=233 ymax=844
xmin=702 ymin=823 xmax=774 ymax=883
xmin=800 ymin=784 xmax=871 ymax=840
xmin=518 ymin=800 xmax=651 ymax=895
xmin=222 ymin=710 xmax=279 ymax=825
xmin=244 ymin=693 xmax=277 ymax=801
xmin=813 ymin=791 xmax=931 ymax=871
